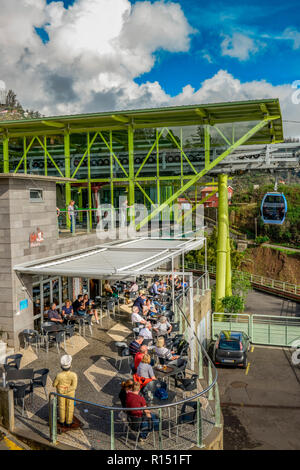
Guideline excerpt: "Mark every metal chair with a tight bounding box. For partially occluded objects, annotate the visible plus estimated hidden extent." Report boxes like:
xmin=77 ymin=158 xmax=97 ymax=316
xmin=46 ymin=330 xmax=66 ymax=355
xmin=6 ymin=368 xmax=34 ymax=417
xmin=4 ymin=354 xmax=23 ymax=371
xmin=114 ymin=342 xmax=132 ymax=371
xmin=23 ymin=329 xmax=41 ymax=354
xmin=125 ymin=415 xmax=156 ymax=449
xmin=32 ymin=368 xmax=49 ymax=399
xmin=82 ymin=315 xmax=93 ymax=337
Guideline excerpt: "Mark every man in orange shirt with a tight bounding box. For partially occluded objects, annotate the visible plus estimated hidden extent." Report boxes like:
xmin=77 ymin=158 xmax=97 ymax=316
xmin=134 ymin=344 xmax=148 ymax=370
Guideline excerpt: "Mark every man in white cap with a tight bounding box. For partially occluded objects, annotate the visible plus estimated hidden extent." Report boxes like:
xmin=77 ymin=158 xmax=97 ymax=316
xmin=53 ymin=355 xmax=78 ymax=427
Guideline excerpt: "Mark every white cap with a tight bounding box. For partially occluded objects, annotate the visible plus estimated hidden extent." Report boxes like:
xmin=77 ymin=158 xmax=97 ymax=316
xmin=61 ymin=354 xmax=72 ymax=369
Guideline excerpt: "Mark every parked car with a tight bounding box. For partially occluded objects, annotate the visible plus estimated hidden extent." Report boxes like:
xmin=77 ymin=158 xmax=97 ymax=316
xmin=212 ymin=330 xmax=250 ymax=368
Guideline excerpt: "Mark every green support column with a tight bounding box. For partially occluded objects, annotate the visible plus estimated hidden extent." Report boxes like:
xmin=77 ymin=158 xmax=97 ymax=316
xmin=87 ymin=133 xmax=92 ymax=231
xmin=215 ymin=174 xmax=229 ymax=314
xmin=226 ymin=222 xmax=232 ymax=296
xmin=3 ymin=137 xmax=9 ymax=173
xmin=128 ymin=125 xmax=135 ymax=223
xmin=204 ymin=125 xmax=210 ymax=168
xmin=64 ymin=131 xmax=71 ymax=227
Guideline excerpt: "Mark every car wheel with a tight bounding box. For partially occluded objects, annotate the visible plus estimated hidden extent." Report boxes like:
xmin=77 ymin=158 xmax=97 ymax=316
xmin=242 ymin=356 xmax=248 ymax=369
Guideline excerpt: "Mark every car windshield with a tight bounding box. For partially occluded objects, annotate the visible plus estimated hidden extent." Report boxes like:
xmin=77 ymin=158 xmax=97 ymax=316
xmin=219 ymin=340 xmax=240 ymax=351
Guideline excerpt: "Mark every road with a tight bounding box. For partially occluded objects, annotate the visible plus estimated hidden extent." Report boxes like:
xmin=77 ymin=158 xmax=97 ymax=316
xmin=245 ymin=289 xmax=300 ymax=317
xmin=217 ymin=346 xmax=300 ymax=450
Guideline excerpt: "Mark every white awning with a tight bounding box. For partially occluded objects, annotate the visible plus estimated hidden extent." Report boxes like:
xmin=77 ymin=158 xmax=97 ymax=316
xmin=14 ymin=237 xmax=204 ymax=279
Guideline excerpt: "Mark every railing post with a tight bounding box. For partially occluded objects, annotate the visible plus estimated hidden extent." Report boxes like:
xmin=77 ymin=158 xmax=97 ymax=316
xmin=208 ymin=362 xmax=213 ymax=400
xmin=50 ymin=395 xmax=57 ymax=445
xmin=111 ymin=410 xmax=115 ymax=450
xmin=159 ymin=408 xmax=163 ymax=450
xmin=197 ymin=399 xmax=204 ymax=448
xmin=214 ymin=383 xmax=222 ymax=428
xmin=198 ymin=343 xmax=204 ymax=379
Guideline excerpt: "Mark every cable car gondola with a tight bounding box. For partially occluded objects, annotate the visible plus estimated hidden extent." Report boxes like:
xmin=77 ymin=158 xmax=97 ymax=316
xmin=260 ymin=192 xmax=287 ymax=225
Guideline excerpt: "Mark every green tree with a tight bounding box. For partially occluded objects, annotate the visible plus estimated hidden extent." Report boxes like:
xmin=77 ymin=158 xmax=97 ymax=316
xmin=221 ymin=295 xmax=245 ymax=313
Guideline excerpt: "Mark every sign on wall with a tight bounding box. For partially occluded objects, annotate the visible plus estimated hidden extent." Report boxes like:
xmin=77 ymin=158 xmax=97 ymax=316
xmin=19 ymin=299 xmax=28 ymax=311
xmin=29 ymin=227 xmax=44 ymax=248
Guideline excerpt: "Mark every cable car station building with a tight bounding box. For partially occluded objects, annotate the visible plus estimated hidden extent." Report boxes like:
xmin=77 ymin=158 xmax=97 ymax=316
xmin=0 ymin=99 xmax=283 ymax=348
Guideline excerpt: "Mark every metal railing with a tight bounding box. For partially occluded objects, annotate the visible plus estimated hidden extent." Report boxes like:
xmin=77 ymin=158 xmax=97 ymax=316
xmin=185 ymin=262 xmax=300 ymax=297
xmin=48 ymin=274 xmax=220 ymax=450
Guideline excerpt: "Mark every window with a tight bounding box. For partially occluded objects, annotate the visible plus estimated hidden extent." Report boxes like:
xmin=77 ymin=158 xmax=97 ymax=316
xmin=30 ymin=188 xmax=43 ymax=202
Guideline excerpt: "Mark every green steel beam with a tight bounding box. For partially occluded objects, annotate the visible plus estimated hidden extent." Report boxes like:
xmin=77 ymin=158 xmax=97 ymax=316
xmin=128 ymin=125 xmax=135 ymax=222
xmin=136 ymin=117 xmax=275 ymax=230
xmin=3 ymin=137 xmax=9 ymax=173
xmin=167 ymin=128 xmax=198 ymax=174
xmin=177 ymin=188 xmax=218 ymax=224
xmin=111 ymin=114 xmax=129 ymax=124
xmin=99 ymin=131 xmax=129 ymax=177
xmin=214 ymin=125 xmax=232 ymax=146
xmin=36 ymin=136 xmax=64 ymax=177
xmin=64 ymin=131 xmax=71 ymax=220
xmin=215 ymin=174 xmax=228 ymax=313
xmin=204 ymin=125 xmax=210 ymax=167
xmin=71 ymin=131 xmax=99 ymax=178
xmin=14 ymin=136 xmax=36 ymax=173
xmin=41 ymin=120 xmax=65 ymax=128
xmin=87 ymin=133 xmax=92 ymax=230
xmin=226 ymin=222 xmax=232 ymax=297
xmin=136 ymin=182 xmax=155 ymax=206
xmin=135 ymin=128 xmax=164 ymax=177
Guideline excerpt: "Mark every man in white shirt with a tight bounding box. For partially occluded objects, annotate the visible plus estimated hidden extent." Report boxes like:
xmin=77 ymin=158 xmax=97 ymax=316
xmin=139 ymin=322 xmax=153 ymax=341
xmin=131 ymin=306 xmax=147 ymax=326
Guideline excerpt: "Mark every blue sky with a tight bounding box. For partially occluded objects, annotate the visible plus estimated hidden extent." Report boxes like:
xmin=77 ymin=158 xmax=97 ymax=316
xmin=42 ymin=0 xmax=300 ymax=97
xmin=2 ymin=0 xmax=300 ymax=134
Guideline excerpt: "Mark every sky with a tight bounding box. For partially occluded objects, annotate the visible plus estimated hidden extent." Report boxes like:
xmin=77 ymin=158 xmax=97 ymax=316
xmin=0 ymin=0 xmax=300 ymax=135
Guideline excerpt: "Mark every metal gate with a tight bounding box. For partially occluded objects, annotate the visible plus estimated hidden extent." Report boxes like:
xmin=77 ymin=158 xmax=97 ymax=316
xmin=212 ymin=313 xmax=300 ymax=347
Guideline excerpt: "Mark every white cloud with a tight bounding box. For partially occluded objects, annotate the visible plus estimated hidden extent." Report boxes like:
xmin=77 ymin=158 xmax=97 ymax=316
xmin=0 ymin=1 xmax=298 ymax=137
xmin=221 ymin=33 xmax=264 ymax=61
xmin=0 ymin=0 xmax=195 ymax=115
xmin=282 ymin=27 xmax=300 ymax=49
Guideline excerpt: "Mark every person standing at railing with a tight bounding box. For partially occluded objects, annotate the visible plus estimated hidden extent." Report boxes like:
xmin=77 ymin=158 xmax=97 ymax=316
xmin=53 ymin=355 xmax=78 ymax=428
xmin=68 ymin=200 xmax=75 ymax=234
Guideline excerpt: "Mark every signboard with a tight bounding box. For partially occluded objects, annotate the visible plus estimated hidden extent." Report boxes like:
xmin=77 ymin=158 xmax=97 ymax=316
xmin=19 ymin=299 xmax=28 ymax=311
xmin=29 ymin=227 xmax=44 ymax=248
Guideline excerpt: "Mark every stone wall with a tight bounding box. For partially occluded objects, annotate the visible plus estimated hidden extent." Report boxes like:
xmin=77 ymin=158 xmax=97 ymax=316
xmin=0 ymin=174 xmax=103 ymax=348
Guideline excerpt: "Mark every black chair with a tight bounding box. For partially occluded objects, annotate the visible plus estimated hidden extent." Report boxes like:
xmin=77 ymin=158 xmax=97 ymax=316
xmin=175 ymin=374 xmax=198 ymax=398
xmin=4 ymin=354 xmax=23 ymax=371
xmin=6 ymin=368 xmax=34 ymax=417
xmin=178 ymin=401 xmax=200 ymax=425
xmin=32 ymin=368 xmax=49 ymax=399
xmin=46 ymin=330 xmax=66 ymax=355
xmin=23 ymin=329 xmax=41 ymax=354
xmin=125 ymin=415 xmax=155 ymax=449
xmin=82 ymin=315 xmax=93 ymax=337
xmin=169 ymin=358 xmax=188 ymax=385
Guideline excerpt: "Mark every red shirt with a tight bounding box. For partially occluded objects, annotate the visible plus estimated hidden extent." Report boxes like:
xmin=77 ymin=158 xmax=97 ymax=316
xmin=126 ymin=391 xmax=146 ymax=417
xmin=134 ymin=352 xmax=144 ymax=370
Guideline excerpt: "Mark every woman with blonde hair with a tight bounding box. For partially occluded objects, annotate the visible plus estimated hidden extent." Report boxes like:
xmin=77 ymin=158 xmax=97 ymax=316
xmin=134 ymin=353 xmax=157 ymax=388
xmin=155 ymin=336 xmax=179 ymax=362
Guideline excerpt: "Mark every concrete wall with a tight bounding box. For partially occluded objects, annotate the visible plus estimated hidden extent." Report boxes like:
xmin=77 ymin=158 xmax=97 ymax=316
xmin=0 ymin=175 xmax=102 ymax=348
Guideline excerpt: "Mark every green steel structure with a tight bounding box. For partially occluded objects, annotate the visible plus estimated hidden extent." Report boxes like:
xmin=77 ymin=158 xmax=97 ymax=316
xmin=0 ymin=99 xmax=284 ymax=304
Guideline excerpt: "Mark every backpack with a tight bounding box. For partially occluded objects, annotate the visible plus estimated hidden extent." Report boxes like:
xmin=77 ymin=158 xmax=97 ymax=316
xmin=154 ymin=387 xmax=168 ymax=400
xmin=176 ymin=339 xmax=189 ymax=355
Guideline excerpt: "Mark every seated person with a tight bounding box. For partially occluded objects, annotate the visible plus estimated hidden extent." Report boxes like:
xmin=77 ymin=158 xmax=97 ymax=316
xmin=129 ymin=282 xmax=139 ymax=295
xmin=119 ymin=379 xmax=133 ymax=408
xmin=126 ymin=382 xmax=159 ymax=442
xmin=134 ymin=345 xmax=149 ymax=371
xmin=47 ymin=303 xmax=63 ymax=324
xmin=129 ymin=336 xmax=144 ymax=357
xmin=155 ymin=336 xmax=179 ymax=362
xmin=133 ymin=291 xmax=146 ymax=314
xmin=104 ymin=280 xmax=113 ymax=297
xmin=61 ymin=299 xmax=73 ymax=317
xmin=72 ymin=295 xmax=86 ymax=316
xmin=139 ymin=322 xmax=153 ymax=343
xmin=153 ymin=316 xmax=172 ymax=337
xmin=83 ymin=294 xmax=99 ymax=324
xmin=144 ymin=299 xmax=158 ymax=318
xmin=150 ymin=281 xmax=160 ymax=296
xmin=158 ymin=280 xmax=167 ymax=293
xmin=134 ymin=354 xmax=157 ymax=388
xmin=131 ymin=306 xmax=147 ymax=327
